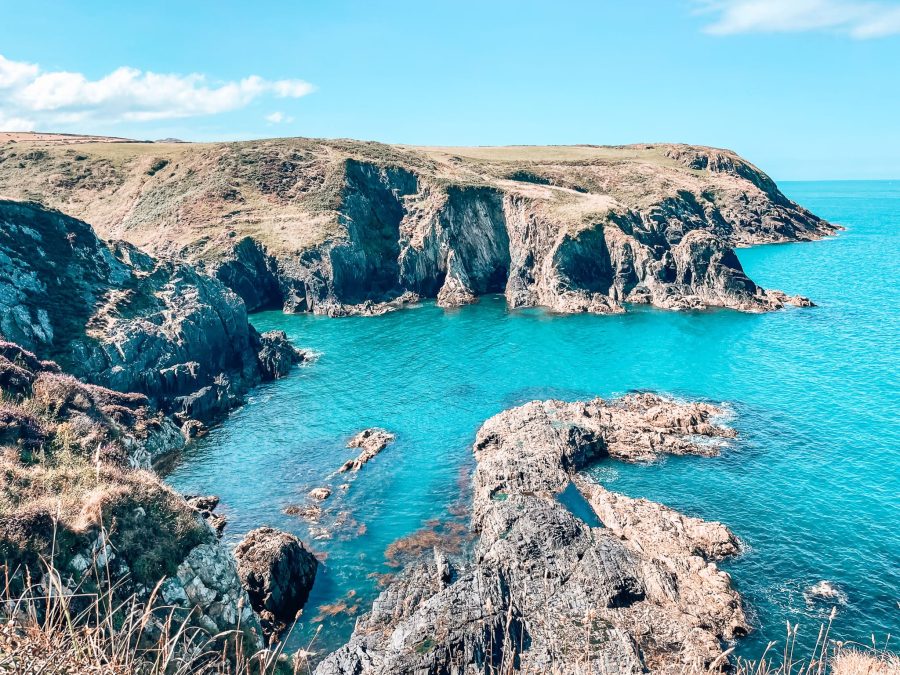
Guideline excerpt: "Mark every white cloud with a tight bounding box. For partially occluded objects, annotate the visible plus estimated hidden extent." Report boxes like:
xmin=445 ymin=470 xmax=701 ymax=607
xmin=0 ymin=53 xmax=314 ymax=130
xmin=698 ymin=0 xmax=900 ymax=38
xmin=265 ymin=111 xmax=294 ymax=124
xmin=0 ymin=54 xmax=38 ymax=89
xmin=272 ymin=81 xmax=315 ymax=98
xmin=0 ymin=114 xmax=35 ymax=132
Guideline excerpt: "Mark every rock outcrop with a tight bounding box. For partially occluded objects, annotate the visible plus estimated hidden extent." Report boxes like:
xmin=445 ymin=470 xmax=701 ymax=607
xmin=0 ymin=200 xmax=304 ymax=425
xmin=339 ymin=428 xmax=396 ymax=473
xmin=234 ymin=527 xmax=319 ymax=638
xmin=0 ymin=137 xmax=838 ymax=317
xmin=316 ymin=394 xmax=748 ymax=674
xmin=160 ymin=542 xmax=264 ymax=647
xmin=0 ymin=340 xmax=183 ymax=469
xmin=185 ymin=494 xmax=229 ymax=537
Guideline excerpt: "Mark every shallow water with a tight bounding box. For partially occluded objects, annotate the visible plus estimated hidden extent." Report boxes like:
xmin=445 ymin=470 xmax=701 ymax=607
xmin=167 ymin=180 xmax=900 ymax=659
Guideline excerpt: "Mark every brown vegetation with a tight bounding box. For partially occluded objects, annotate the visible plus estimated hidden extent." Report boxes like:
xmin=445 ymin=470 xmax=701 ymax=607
xmin=0 ymin=557 xmax=297 ymax=674
xmin=383 ymin=518 xmax=472 ymax=568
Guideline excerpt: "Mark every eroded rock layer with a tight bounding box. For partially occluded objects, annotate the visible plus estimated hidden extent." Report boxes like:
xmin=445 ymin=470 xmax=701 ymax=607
xmin=316 ymin=394 xmax=748 ymax=674
xmin=0 ymin=137 xmax=838 ymax=316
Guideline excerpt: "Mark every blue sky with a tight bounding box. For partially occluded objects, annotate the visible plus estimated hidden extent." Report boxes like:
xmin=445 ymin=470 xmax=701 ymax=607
xmin=1 ymin=0 xmax=899 ymax=179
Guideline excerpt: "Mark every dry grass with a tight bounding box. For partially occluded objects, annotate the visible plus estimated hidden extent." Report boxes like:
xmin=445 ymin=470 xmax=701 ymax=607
xmin=0 ymin=554 xmax=308 ymax=675
xmin=407 ymin=143 xmax=680 ymax=164
xmin=0 ymin=343 xmax=206 ymax=590
xmin=830 ymin=649 xmax=899 ymax=675
xmin=729 ymin=612 xmax=897 ymax=675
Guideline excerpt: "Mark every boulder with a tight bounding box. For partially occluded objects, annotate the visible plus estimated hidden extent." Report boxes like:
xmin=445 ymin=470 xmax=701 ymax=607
xmin=234 ymin=527 xmax=318 ymax=637
xmin=308 ymin=487 xmax=332 ymax=501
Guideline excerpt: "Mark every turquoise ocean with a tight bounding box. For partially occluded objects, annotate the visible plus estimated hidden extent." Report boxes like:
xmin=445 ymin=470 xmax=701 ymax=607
xmin=167 ymin=181 xmax=900 ymax=659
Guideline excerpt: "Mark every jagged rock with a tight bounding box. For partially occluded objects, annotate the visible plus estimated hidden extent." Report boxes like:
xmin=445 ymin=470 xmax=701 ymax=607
xmin=340 ymin=428 xmax=396 ymax=472
xmin=0 ymin=201 xmax=304 ymax=424
xmin=185 ymin=494 xmax=228 ymax=538
xmin=256 ymin=330 xmax=305 ymax=379
xmin=170 ymin=543 xmax=264 ymax=647
xmin=185 ymin=495 xmax=220 ymax=512
xmin=319 ymin=291 xmax=421 ymax=318
xmin=0 ymin=139 xmax=839 ymax=317
xmin=433 ymin=547 xmax=452 ymax=585
xmin=234 ymin=527 xmax=318 ymax=637
xmin=316 ymin=395 xmax=748 ymax=674
xmin=577 ymin=479 xmax=740 ymax=561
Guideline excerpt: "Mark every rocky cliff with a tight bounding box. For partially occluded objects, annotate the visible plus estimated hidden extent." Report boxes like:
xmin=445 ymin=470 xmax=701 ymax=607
xmin=0 ymin=136 xmax=838 ymax=316
xmin=0 ymin=341 xmax=265 ymax=651
xmin=0 ymin=200 xmax=303 ymax=428
xmin=316 ymin=394 xmax=747 ymax=674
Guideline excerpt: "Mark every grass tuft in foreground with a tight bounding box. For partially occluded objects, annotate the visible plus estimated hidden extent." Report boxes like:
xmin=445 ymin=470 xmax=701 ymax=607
xmin=0 ymin=552 xmax=320 ymax=674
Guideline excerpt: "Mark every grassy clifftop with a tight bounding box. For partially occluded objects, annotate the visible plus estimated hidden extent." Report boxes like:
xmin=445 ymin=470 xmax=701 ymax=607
xmin=0 ymin=133 xmax=837 ymax=317
xmin=0 ymin=133 xmax=803 ymax=256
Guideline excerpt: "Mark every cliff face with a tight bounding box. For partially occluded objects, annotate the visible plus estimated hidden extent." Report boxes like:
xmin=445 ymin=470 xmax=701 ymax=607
xmin=316 ymin=394 xmax=748 ymax=674
xmin=0 ymin=200 xmax=302 ymax=427
xmin=0 ymin=137 xmax=838 ymax=316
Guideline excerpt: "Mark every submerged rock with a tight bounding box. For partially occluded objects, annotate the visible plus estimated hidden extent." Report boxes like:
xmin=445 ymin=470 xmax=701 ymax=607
xmin=340 ymin=428 xmax=396 ymax=473
xmin=283 ymin=503 xmax=323 ymax=522
xmin=234 ymin=527 xmax=318 ymax=637
xmin=316 ymin=394 xmax=748 ymax=674
xmin=805 ymin=580 xmax=848 ymax=607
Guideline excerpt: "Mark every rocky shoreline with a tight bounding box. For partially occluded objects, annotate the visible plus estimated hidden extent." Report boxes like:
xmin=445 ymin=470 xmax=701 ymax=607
xmin=0 ymin=136 xmax=849 ymax=672
xmin=0 ymin=200 xmax=304 ymax=434
xmin=0 ymin=200 xmax=313 ymax=659
xmin=315 ymin=394 xmax=748 ymax=674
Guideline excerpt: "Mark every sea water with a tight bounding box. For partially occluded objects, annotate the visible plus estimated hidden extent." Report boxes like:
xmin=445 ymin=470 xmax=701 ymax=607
xmin=167 ymin=181 xmax=900 ymax=659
